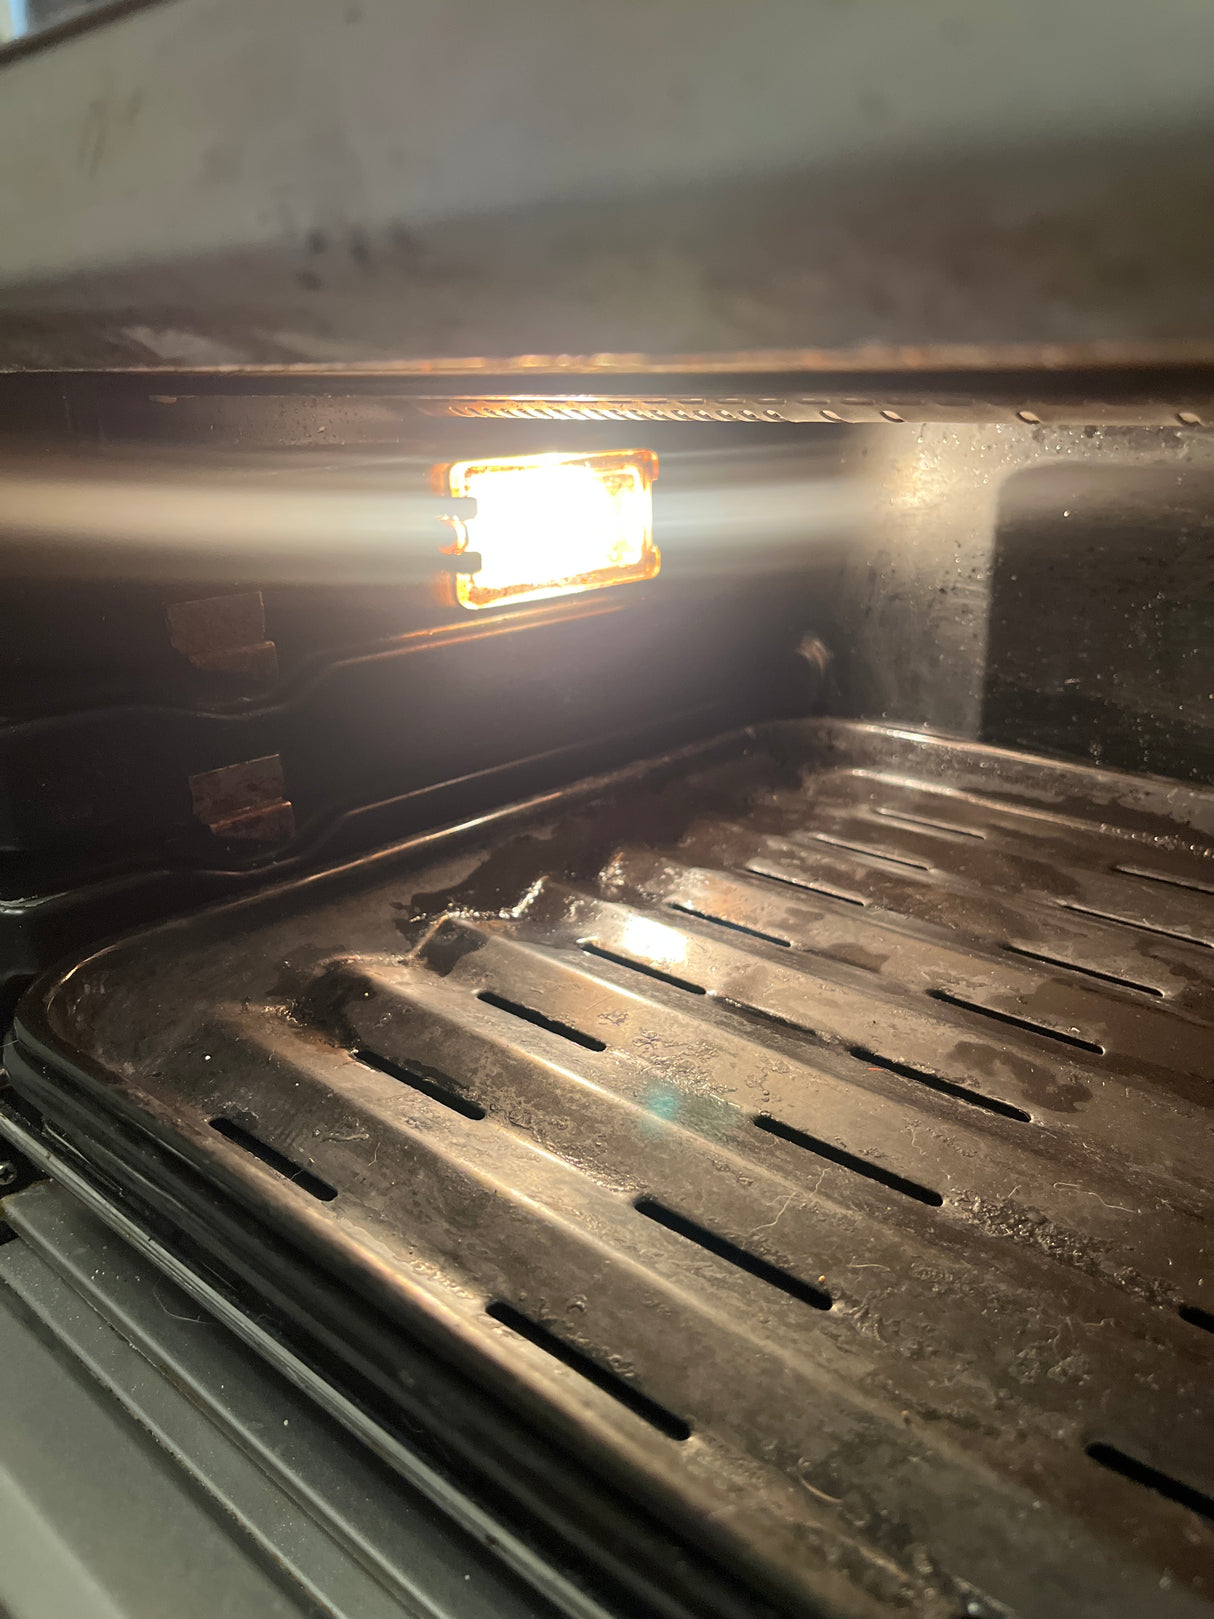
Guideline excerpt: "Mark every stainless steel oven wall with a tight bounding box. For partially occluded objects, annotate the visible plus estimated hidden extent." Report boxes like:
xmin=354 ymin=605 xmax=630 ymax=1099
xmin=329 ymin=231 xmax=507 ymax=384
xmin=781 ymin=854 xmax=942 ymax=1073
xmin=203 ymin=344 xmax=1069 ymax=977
xmin=5 ymin=0 xmax=1214 ymax=373
xmin=817 ymin=420 xmax=1214 ymax=784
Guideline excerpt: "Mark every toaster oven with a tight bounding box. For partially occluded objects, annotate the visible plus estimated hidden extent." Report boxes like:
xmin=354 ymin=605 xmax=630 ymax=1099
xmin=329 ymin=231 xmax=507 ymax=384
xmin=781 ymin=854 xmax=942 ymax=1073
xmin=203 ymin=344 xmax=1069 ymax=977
xmin=0 ymin=5 xmax=1211 ymax=1619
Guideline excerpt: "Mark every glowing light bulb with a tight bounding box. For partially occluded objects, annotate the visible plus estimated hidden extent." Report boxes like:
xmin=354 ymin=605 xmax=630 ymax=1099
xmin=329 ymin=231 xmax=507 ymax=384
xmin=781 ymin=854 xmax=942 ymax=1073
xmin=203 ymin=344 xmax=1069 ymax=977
xmin=442 ymin=448 xmax=659 ymax=609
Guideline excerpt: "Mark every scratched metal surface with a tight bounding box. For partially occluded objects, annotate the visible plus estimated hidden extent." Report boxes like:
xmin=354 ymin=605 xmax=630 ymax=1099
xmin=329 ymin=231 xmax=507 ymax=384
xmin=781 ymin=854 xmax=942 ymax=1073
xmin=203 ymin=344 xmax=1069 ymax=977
xmin=10 ymin=720 xmax=1214 ymax=1618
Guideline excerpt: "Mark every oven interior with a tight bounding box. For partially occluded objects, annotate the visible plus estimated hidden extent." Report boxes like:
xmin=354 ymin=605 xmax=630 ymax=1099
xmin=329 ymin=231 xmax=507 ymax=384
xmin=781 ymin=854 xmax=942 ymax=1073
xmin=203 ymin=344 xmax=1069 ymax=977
xmin=0 ymin=375 xmax=1210 ymax=1619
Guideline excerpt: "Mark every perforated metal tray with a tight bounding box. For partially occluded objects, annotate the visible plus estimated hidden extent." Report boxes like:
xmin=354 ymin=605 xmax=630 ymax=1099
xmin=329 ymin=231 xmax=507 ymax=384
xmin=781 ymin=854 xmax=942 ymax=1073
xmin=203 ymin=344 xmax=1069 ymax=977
xmin=7 ymin=721 xmax=1213 ymax=1619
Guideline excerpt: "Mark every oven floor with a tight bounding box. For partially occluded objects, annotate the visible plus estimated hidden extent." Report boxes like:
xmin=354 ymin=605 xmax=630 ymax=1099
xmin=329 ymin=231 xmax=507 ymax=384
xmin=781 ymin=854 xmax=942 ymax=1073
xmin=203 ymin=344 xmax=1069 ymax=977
xmin=8 ymin=722 xmax=1213 ymax=1619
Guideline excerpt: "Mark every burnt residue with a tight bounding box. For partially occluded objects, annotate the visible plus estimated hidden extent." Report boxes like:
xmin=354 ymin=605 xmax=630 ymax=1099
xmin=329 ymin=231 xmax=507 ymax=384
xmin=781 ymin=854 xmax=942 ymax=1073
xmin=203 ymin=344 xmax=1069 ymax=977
xmin=411 ymin=916 xmax=487 ymax=977
xmin=288 ymin=960 xmax=368 ymax=1048
xmin=951 ymin=1042 xmax=1092 ymax=1115
xmin=389 ymin=751 xmax=793 ymax=932
xmin=263 ymin=945 xmax=358 ymax=1010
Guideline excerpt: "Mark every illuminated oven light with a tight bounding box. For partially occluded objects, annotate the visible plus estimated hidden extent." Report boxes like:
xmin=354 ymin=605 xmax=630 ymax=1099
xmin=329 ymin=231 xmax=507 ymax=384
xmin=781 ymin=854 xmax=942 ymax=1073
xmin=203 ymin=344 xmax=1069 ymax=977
xmin=440 ymin=448 xmax=659 ymax=610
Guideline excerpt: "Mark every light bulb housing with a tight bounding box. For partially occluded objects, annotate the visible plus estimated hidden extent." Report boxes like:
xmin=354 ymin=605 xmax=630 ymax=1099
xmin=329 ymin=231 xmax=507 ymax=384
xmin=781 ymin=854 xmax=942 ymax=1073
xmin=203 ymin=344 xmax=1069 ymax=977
xmin=441 ymin=448 xmax=660 ymax=610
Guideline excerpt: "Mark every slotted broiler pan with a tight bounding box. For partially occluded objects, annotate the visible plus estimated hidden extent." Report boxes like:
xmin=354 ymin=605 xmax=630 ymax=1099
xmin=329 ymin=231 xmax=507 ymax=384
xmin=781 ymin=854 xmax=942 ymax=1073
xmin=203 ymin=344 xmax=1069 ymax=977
xmin=6 ymin=719 xmax=1213 ymax=1619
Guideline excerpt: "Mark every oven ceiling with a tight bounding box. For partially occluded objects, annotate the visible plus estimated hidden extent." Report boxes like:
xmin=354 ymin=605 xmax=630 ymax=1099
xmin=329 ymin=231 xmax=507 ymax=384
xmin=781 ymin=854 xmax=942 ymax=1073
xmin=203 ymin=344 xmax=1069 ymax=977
xmin=4 ymin=0 xmax=1214 ymax=375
